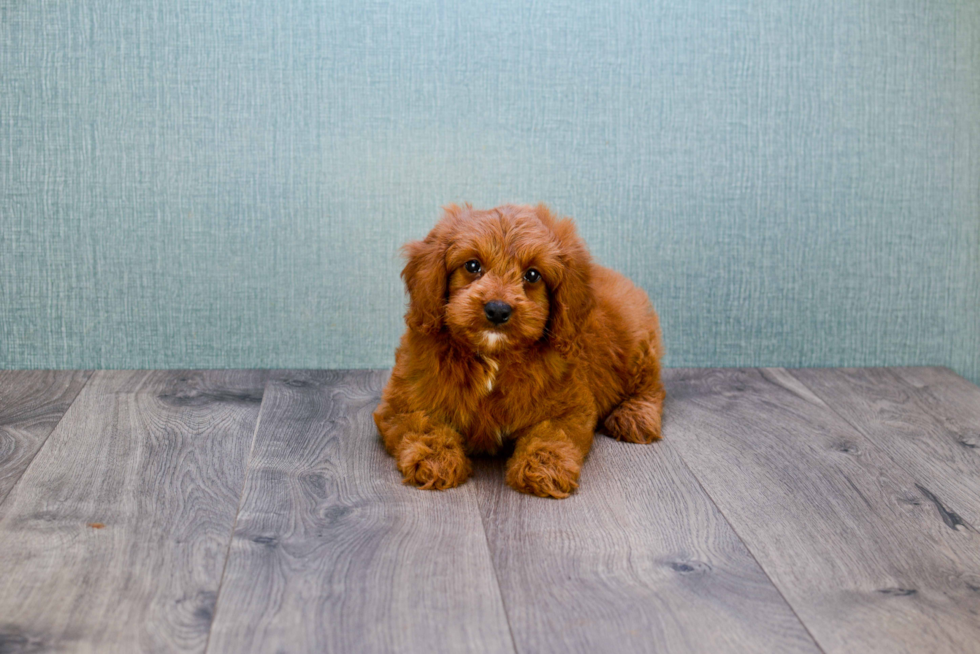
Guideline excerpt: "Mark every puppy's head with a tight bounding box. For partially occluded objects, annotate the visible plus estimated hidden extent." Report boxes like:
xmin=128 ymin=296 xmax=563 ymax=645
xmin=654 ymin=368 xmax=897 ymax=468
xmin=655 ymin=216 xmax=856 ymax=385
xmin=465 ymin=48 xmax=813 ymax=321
xmin=401 ymin=204 xmax=593 ymax=356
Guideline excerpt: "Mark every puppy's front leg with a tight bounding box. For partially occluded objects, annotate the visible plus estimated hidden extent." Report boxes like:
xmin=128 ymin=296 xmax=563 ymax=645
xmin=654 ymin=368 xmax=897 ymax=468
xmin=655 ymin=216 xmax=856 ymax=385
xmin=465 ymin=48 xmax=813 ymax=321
xmin=375 ymin=410 xmax=472 ymax=490
xmin=506 ymin=418 xmax=595 ymax=499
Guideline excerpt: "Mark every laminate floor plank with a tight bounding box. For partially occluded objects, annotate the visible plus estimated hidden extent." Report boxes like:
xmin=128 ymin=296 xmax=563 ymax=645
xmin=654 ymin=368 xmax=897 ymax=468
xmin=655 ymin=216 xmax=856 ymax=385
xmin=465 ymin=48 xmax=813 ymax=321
xmin=891 ymin=366 xmax=980 ymax=453
xmin=0 ymin=370 xmax=92 ymax=504
xmin=206 ymin=370 xmax=515 ymax=654
xmin=473 ymin=437 xmax=822 ymax=654
xmin=663 ymin=367 xmax=980 ymax=654
xmin=788 ymin=367 xmax=980 ymax=528
xmin=0 ymin=370 xmax=267 ymax=654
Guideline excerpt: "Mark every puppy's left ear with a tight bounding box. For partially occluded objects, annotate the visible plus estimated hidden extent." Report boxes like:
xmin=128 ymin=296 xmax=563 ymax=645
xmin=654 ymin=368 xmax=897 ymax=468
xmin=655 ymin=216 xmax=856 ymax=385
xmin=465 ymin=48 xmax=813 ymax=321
xmin=541 ymin=206 xmax=595 ymax=355
xmin=400 ymin=206 xmax=458 ymax=334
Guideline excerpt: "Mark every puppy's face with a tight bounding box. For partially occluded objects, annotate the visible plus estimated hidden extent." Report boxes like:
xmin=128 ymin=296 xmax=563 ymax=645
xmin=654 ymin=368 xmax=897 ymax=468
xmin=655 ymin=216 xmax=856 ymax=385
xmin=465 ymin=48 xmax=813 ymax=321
xmin=401 ymin=204 xmax=593 ymax=356
xmin=442 ymin=213 xmax=560 ymax=354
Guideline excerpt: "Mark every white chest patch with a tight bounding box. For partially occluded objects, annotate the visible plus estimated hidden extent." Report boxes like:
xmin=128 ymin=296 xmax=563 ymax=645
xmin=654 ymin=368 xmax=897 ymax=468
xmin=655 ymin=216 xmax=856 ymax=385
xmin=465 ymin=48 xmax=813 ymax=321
xmin=482 ymin=331 xmax=507 ymax=350
xmin=483 ymin=358 xmax=499 ymax=393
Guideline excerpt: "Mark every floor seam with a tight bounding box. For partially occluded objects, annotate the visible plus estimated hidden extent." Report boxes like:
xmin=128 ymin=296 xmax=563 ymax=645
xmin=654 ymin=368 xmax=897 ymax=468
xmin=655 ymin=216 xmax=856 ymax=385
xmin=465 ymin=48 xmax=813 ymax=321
xmin=663 ymin=369 xmax=829 ymax=654
xmin=0 ymin=370 xmax=96 ymax=511
xmin=669 ymin=439 xmax=828 ymax=654
xmin=473 ymin=478 xmax=521 ymax=654
xmin=203 ymin=370 xmax=273 ymax=654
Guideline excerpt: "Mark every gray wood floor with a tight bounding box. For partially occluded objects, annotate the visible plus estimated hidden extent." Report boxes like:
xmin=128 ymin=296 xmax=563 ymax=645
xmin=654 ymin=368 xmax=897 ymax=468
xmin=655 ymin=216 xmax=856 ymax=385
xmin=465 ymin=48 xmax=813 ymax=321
xmin=0 ymin=368 xmax=978 ymax=654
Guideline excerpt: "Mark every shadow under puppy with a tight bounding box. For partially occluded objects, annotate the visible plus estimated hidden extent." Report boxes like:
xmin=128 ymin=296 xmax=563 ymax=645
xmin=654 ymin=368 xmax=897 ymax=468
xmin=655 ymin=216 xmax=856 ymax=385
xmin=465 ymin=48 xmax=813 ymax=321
xmin=374 ymin=204 xmax=665 ymax=498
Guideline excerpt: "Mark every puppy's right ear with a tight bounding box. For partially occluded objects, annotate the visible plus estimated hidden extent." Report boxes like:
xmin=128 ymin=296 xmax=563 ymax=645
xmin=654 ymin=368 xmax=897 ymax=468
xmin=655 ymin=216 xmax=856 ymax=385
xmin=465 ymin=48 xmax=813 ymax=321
xmin=400 ymin=205 xmax=460 ymax=334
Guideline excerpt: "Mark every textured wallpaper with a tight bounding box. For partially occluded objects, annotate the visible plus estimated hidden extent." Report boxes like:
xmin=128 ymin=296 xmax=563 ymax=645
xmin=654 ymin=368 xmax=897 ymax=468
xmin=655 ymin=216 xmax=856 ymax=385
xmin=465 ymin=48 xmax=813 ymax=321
xmin=1 ymin=0 xmax=978 ymax=382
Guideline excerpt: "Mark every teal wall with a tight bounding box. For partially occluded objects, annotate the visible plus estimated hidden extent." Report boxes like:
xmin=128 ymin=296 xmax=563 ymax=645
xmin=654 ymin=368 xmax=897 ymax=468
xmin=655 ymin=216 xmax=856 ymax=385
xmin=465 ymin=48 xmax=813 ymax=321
xmin=2 ymin=1 xmax=978 ymax=382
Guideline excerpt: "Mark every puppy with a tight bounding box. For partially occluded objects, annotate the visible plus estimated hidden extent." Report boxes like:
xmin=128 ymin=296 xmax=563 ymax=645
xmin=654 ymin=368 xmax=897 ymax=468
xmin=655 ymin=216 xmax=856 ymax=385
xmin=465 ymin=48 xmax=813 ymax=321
xmin=374 ymin=204 xmax=664 ymax=498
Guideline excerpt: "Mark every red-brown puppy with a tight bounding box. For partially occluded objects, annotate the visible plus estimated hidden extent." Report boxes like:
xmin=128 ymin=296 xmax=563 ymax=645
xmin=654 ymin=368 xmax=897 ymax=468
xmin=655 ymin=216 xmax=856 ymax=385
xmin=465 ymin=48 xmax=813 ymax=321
xmin=374 ymin=204 xmax=664 ymax=498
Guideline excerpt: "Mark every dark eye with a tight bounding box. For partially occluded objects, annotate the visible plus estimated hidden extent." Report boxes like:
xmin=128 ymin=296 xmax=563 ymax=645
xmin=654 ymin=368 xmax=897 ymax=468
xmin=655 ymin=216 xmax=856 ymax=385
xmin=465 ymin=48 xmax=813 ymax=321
xmin=524 ymin=269 xmax=541 ymax=283
xmin=464 ymin=260 xmax=481 ymax=274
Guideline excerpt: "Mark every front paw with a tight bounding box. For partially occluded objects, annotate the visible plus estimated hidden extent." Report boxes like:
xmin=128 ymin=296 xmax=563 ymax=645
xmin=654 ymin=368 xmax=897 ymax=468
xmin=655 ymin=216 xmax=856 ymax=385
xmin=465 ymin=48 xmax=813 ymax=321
xmin=396 ymin=431 xmax=472 ymax=490
xmin=506 ymin=439 xmax=581 ymax=499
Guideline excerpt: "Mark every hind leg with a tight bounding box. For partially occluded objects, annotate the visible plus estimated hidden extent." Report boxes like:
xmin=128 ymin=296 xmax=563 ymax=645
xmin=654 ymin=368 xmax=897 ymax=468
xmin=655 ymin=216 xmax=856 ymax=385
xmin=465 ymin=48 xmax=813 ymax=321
xmin=602 ymin=340 xmax=665 ymax=443
xmin=603 ymin=389 xmax=664 ymax=443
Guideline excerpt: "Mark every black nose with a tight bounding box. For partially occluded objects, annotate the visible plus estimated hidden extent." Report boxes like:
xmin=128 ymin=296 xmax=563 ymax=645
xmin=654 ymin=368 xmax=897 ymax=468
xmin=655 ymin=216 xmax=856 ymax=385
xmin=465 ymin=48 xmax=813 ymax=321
xmin=484 ymin=301 xmax=512 ymax=325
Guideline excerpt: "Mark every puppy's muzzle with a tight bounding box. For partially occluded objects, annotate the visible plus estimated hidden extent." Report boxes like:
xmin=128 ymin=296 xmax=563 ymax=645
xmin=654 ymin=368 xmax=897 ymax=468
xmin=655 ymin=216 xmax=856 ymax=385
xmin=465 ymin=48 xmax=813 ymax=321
xmin=484 ymin=301 xmax=512 ymax=325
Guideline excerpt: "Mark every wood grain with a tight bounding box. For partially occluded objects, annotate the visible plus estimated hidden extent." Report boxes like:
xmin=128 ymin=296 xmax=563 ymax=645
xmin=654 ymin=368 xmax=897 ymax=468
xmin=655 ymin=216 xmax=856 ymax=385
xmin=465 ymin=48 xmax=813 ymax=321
xmin=4 ymin=366 xmax=979 ymax=652
xmin=891 ymin=366 xmax=980 ymax=454
xmin=663 ymin=367 xmax=980 ymax=654
xmin=0 ymin=370 xmax=92 ymax=504
xmin=473 ymin=436 xmax=821 ymax=654
xmin=205 ymin=370 xmax=515 ymax=654
xmin=0 ymin=370 xmax=266 ymax=654
xmin=788 ymin=367 xmax=980 ymax=528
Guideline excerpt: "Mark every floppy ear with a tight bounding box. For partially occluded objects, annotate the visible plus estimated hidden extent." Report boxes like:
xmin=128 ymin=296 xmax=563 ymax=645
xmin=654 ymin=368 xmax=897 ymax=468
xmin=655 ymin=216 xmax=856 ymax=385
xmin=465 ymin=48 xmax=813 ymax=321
xmin=400 ymin=207 xmax=459 ymax=334
xmin=543 ymin=208 xmax=595 ymax=355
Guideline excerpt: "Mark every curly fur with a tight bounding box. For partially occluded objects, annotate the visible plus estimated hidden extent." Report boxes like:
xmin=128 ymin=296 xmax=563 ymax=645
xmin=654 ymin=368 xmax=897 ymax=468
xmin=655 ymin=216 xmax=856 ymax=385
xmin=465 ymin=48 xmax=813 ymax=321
xmin=374 ymin=203 xmax=665 ymax=498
